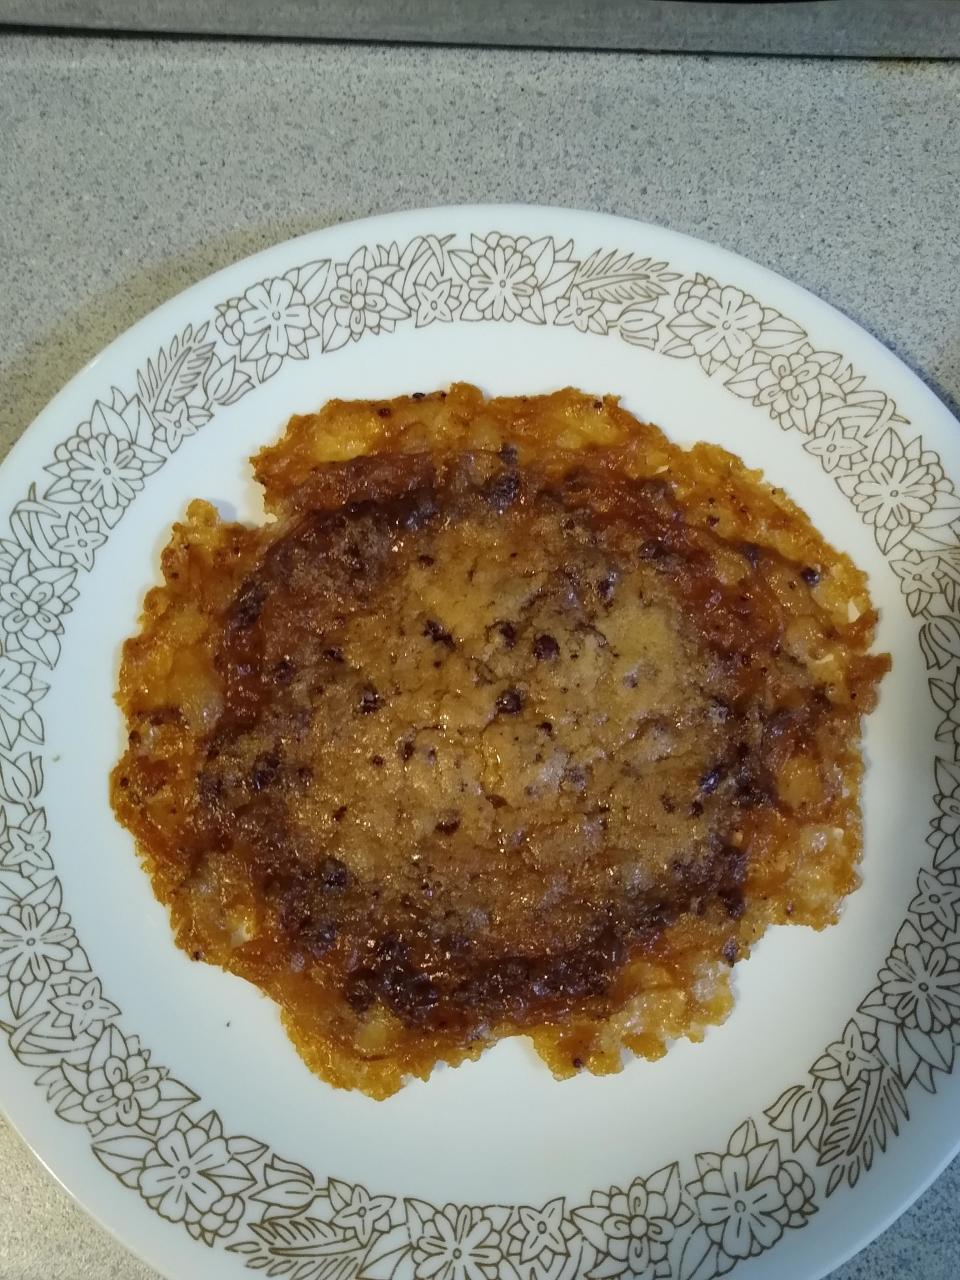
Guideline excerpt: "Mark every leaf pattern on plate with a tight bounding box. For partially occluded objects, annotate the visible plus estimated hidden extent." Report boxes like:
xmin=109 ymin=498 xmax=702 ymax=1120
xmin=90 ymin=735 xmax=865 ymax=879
xmin=0 ymin=229 xmax=956 ymax=1277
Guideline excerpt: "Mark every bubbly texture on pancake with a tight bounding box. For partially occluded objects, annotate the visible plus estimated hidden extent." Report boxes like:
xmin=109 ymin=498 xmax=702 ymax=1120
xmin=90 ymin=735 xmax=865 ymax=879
xmin=111 ymin=385 xmax=889 ymax=1097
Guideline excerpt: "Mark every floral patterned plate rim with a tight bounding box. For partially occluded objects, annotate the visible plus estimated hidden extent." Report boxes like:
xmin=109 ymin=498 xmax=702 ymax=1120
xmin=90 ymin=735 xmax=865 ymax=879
xmin=1 ymin=205 xmax=959 ymax=1280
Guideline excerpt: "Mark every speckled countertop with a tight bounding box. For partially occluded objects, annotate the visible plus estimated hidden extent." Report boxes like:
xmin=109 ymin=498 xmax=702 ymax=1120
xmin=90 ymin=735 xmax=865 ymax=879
xmin=0 ymin=32 xmax=958 ymax=1280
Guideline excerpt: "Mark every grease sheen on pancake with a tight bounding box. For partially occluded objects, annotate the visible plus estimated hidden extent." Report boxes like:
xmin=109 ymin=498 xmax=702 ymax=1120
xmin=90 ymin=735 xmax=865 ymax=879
xmin=111 ymin=385 xmax=889 ymax=1097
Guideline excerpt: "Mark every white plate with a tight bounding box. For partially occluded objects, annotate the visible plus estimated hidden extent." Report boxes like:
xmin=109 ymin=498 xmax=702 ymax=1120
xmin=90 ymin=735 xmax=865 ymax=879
xmin=1 ymin=206 xmax=959 ymax=1280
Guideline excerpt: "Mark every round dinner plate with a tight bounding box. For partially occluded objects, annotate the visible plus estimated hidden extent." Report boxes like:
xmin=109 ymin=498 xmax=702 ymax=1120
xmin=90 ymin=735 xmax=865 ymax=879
xmin=1 ymin=206 xmax=959 ymax=1280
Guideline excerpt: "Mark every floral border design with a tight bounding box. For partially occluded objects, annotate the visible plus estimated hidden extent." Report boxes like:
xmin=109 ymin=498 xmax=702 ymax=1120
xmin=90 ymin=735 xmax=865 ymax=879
xmin=1 ymin=229 xmax=959 ymax=1280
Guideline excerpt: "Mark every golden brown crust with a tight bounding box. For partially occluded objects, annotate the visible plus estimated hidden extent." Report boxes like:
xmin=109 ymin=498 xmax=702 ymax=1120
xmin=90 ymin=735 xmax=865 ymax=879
xmin=111 ymin=386 xmax=889 ymax=1097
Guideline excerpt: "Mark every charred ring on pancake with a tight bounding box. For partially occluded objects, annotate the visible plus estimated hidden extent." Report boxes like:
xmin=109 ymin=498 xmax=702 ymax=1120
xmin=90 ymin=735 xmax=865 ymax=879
xmin=111 ymin=385 xmax=889 ymax=1098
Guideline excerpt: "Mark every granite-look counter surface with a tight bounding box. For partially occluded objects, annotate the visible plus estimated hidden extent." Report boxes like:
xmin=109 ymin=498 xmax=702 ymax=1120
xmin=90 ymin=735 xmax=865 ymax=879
xmin=0 ymin=32 xmax=957 ymax=1280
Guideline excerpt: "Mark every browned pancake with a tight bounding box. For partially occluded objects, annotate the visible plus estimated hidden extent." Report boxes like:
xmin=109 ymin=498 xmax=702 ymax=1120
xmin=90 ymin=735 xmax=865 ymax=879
xmin=111 ymin=385 xmax=889 ymax=1097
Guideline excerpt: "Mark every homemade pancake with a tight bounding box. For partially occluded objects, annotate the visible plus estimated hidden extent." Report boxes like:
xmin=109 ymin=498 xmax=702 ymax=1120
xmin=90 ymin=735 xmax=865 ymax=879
xmin=111 ymin=385 xmax=889 ymax=1097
